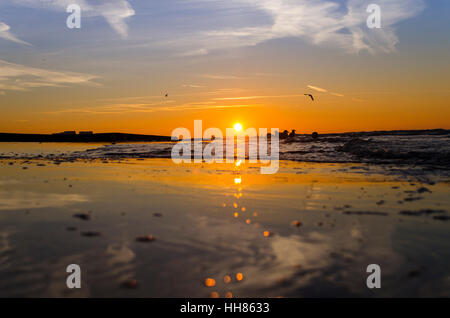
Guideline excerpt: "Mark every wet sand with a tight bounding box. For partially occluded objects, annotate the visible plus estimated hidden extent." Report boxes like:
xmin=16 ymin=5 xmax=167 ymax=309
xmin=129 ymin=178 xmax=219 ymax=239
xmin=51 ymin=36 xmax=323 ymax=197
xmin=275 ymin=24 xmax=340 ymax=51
xmin=0 ymin=158 xmax=449 ymax=297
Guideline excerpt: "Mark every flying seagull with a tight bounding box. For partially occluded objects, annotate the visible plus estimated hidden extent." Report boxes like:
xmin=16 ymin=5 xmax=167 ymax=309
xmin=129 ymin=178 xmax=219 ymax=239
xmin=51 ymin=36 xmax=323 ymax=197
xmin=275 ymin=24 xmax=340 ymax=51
xmin=304 ymin=94 xmax=314 ymax=101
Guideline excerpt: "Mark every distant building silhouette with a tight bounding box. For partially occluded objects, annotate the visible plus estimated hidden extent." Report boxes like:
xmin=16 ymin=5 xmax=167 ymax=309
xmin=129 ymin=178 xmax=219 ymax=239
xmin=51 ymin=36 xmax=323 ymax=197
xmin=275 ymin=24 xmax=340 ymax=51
xmin=54 ymin=131 xmax=76 ymax=135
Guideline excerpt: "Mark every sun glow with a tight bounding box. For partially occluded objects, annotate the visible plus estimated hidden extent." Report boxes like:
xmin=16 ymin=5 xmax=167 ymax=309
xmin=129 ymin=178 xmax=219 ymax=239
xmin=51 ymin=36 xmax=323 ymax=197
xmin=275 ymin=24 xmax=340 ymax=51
xmin=234 ymin=123 xmax=243 ymax=132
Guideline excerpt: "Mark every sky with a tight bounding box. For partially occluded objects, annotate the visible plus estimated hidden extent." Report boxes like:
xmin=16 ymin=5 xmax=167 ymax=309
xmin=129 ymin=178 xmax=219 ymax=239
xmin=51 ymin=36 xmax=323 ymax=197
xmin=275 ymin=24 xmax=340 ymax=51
xmin=0 ymin=0 xmax=449 ymax=135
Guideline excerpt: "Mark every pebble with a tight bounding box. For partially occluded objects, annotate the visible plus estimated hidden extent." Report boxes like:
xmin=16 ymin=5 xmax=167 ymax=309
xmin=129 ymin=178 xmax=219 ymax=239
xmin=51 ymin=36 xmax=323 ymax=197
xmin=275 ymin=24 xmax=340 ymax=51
xmin=136 ymin=235 xmax=156 ymax=242
xmin=417 ymin=187 xmax=431 ymax=194
xmin=81 ymin=231 xmax=101 ymax=237
xmin=121 ymin=279 xmax=139 ymax=289
xmin=73 ymin=213 xmax=91 ymax=221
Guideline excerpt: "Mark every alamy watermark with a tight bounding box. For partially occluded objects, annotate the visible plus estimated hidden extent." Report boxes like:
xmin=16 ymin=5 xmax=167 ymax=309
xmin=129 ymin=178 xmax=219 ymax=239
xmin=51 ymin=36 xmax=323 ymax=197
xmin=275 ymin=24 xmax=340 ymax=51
xmin=367 ymin=4 xmax=382 ymax=29
xmin=171 ymin=120 xmax=280 ymax=175
xmin=64 ymin=263 xmax=382 ymax=290
xmin=66 ymin=4 xmax=81 ymax=29
xmin=66 ymin=264 xmax=81 ymax=289
xmin=65 ymin=3 xmax=382 ymax=30
xmin=366 ymin=264 xmax=381 ymax=289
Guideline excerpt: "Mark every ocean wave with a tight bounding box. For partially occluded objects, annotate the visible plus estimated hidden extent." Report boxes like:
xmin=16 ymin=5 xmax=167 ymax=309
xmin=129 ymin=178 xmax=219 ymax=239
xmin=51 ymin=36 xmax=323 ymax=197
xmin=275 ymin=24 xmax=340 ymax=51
xmin=1 ymin=133 xmax=449 ymax=169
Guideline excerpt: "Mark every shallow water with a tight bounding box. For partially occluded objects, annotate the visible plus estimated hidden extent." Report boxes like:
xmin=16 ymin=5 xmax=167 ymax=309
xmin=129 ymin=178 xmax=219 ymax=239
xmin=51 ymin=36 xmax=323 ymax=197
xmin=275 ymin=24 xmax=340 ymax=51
xmin=0 ymin=157 xmax=449 ymax=297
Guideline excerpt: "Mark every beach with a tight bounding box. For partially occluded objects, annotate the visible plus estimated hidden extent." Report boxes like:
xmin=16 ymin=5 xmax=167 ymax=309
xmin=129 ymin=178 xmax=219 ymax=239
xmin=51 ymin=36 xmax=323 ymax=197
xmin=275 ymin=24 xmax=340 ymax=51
xmin=0 ymin=139 xmax=449 ymax=297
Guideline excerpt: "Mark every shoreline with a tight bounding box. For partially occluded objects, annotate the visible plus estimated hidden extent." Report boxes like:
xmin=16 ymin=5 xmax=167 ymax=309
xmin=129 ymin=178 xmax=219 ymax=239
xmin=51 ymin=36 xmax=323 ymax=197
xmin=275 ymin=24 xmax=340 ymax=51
xmin=0 ymin=129 xmax=448 ymax=143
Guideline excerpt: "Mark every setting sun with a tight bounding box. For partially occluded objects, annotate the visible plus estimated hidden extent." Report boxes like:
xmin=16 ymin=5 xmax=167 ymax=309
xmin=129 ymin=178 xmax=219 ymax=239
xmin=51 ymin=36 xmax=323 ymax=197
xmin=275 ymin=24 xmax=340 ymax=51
xmin=234 ymin=123 xmax=243 ymax=132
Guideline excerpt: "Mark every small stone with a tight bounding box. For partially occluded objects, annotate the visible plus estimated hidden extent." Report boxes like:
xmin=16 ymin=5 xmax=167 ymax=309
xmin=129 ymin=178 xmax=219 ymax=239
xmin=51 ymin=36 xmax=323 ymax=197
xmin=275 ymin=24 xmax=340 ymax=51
xmin=417 ymin=187 xmax=431 ymax=194
xmin=121 ymin=279 xmax=138 ymax=289
xmin=223 ymin=275 xmax=232 ymax=284
xmin=404 ymin=197 xmax=423 ymax=202
xmin=209 ymin=292 xmax=219 ymax=298
xmin=73 ymin=213 xmax=91 ymax=221
xmin=136 ymin=235 xmax=156 ymax=242
xmin=407 ymin=270 xmax=421 ymax=278
xmin=81 ymin=231 xmax=101 ymax=237
xmin=433 ymin=215 xmax=450 ymax=221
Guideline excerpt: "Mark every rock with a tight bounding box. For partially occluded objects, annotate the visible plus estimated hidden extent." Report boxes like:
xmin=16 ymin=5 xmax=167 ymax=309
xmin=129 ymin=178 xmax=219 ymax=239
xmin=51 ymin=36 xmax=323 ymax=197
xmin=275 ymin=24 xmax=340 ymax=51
xmin=81 ymin=231 xmax=101 ymax=237
xmin=73 ymin=213 xmax=91 ymax=221
xmin=399 ymin=209 xmax=445 ymax=216
xmin=407 ymin=270 xmax=421 ymax=278
xmin=343 ymin=211 xmax=388 ymax=216
xmin=121 ymin=279 xmax=138 ymax=289
xmin=136 ymin=235 xmax=156 ymax=242
xmin=433 ymin=215 xmax=450 ymax=221
xmin=417 ymin=187 xmax=431 ymax=194
xmin=403 ymin=197 xmax=423 ymax=202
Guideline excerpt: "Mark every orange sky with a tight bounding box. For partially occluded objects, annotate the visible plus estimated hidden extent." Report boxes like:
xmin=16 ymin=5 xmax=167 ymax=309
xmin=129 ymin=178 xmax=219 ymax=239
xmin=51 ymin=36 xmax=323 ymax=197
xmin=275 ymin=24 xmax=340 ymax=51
xmin=1 ymin=0 xmax=450 ymax=135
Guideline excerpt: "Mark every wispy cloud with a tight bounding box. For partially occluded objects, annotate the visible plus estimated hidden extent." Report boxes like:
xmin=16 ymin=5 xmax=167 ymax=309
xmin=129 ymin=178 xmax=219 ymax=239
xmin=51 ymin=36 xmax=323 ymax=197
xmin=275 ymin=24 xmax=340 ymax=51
xmin=0 ymin=21 xmax=31 ymax=45
xmin=213 ymin=94 xmax=306 ymax=101
xmin=9 ymin=0 xmax=135 ymax=38
xmin=178 ymin=48 xmax=209 ymax=57
xmin=308 ymin=85 xmax=344 ymax=97
xmin=182 ymin=84 xmax=206 ymax=88
xmin=307 ymin=85 xmax=328 ymax=93
xmin=182 ymin=0 xmax=425 ymax=55
xmin=201 ymin=74 xmax=244 ymax=80
xmin=44 ymin=102 xmax=255 ymax=115
xmin=0 ymin=59 xmax=98 ymax=92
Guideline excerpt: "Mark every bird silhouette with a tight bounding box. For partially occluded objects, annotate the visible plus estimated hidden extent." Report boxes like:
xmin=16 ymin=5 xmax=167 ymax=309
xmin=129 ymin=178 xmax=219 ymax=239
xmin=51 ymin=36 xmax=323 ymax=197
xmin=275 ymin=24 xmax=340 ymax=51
xmin=164 ymin=93 xmax=168 ymax=98
xmin=304 ymin=94 xmax=314 ymax=101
